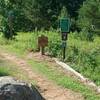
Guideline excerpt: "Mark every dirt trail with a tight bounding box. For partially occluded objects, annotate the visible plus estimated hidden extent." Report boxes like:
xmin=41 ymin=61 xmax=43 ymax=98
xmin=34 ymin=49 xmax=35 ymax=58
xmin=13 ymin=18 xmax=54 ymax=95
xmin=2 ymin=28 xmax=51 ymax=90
xmin=0 ymin=51 xmax=84 ymax=100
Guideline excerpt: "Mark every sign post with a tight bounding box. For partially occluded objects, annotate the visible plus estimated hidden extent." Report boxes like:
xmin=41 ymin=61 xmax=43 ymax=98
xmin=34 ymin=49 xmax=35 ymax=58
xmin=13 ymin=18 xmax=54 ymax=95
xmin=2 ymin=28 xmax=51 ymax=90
xmin=60 ymin=18 xmax=70 ymax=60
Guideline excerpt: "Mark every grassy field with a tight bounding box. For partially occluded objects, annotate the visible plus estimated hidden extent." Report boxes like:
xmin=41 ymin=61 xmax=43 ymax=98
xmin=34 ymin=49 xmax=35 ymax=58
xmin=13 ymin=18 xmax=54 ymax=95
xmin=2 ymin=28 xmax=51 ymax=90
xmin=0 ymin=31 xmax=100 ymax=99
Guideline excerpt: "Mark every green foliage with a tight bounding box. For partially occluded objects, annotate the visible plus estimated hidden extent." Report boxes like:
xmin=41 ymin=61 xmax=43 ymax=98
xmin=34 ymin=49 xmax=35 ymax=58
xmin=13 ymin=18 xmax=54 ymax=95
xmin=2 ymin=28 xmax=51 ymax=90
xmin=2 ymin=23 xmax=16 ymax=39
xmin=78 ymin=28 xmax=94 ymax=41
xmin=59 ymin=6 xmax=69 ymax=18
xmin=0 ymin=0 xmax=35 ymax=34
xmin=23 ymin=0 xmax=85 ymax=29
xmin=48 ymin=40 xmax=61 ymax=57
xmin=0 ymin=1 xmax=15 ymax=39
xmin=66 ymin=34 xmax=100 ymax=85
xmin=0 ymin=0 xmax=86 ymax=31
xmin=78 ymin=0 xmax=100 ymax=38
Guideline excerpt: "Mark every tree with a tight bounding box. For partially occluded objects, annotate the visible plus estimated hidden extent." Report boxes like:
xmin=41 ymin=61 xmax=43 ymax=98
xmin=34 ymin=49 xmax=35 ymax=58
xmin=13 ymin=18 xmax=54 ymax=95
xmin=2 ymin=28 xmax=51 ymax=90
xmin=0 ymin=0 xmax=86 ymax=32
xmin=59 ymin=6 xmax=69 ymax=18
xmin=23 ymin=0 xmax=59 ymax=29
xmin=23 ymin=0 xmax=85 ymax=29
xmin=78 ymin=0 xmax=100 ymax=38
xmin=0 ymin=0 xmax=15 ymax=39
xmin=0 ymin=0 xmax=35 ymax=39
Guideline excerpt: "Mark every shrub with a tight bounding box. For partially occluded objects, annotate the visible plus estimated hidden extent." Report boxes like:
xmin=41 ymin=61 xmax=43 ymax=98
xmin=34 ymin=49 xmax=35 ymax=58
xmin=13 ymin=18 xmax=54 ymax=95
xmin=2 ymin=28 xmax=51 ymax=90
xmin=48 ymin=40 xmax=61 ymax=57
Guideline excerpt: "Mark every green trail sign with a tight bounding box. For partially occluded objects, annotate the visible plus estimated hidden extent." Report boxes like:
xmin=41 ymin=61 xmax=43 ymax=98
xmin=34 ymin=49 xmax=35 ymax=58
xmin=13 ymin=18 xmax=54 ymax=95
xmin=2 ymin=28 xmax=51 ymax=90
xmin=60 ymin=18 xmax=70 ymax=33
xmin=59 ymin=18 xmax=70 ymax=60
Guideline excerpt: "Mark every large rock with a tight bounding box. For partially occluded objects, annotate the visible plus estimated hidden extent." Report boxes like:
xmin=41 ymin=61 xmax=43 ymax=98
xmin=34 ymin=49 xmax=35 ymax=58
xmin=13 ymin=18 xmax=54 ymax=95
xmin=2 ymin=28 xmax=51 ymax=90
xmin=0 ymin=76 xmax=44 ymax=100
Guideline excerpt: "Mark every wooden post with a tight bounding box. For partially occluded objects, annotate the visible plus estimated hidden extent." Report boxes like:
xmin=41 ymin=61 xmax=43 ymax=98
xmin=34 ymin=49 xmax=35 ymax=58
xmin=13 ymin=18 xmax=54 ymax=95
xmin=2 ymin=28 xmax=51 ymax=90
xmin=63 ymin=44 xmax=66 ymax=60
xmin=62 ymin=41 xmax=66 ymax=60
xmin=41 ymin=47 xmax=45 ymax=55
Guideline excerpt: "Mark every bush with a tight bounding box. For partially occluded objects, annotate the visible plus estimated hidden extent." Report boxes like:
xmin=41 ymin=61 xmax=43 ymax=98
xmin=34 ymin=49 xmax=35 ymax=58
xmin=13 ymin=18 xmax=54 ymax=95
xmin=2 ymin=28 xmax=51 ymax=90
xmin=48 ymin=40 xmax=61 ymax=57
xmin=79 ymin=28 xmax=94 ymax=41
xmin=78 ymin=0 xmax=100 ymax=36
xmin=66 ymin=36 xmax=100 ymax=85
xmin=3 ymin=24 xmax=16 ymax=39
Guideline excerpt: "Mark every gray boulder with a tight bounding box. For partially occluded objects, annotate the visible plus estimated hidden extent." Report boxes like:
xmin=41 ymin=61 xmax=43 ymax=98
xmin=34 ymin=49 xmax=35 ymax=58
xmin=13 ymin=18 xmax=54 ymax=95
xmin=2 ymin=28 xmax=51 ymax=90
xmin=0 ymin=76 xmax=44 ymax=100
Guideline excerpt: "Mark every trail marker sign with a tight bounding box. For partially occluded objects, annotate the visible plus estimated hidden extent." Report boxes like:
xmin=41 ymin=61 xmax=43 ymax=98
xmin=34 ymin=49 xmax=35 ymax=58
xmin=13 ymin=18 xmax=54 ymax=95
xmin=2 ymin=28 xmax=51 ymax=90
xmin=60 ymin=18 xmax=70 ymax=33
xmin=60 ymin=18 xmax=70 ymax=60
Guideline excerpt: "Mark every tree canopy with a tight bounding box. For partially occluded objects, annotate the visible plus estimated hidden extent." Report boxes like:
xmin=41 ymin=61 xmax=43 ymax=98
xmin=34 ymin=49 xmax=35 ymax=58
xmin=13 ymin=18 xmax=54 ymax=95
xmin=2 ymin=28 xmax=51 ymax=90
xmin=1 ymin=0 xmax=100 ymax=40
xmin=78 ymin=0 xmax=100 ymax=35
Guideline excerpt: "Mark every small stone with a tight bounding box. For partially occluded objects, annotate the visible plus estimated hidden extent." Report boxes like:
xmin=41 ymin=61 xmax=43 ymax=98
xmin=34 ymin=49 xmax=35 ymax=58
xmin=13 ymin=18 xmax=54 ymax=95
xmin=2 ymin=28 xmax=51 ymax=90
xmin=87 ymin=82 xmax=96 ymax=87
xmin=96 ymin=87 xmax=100 ymax=94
